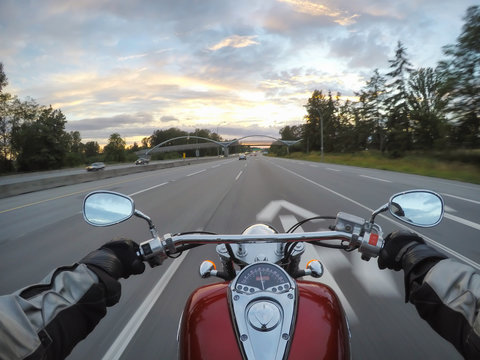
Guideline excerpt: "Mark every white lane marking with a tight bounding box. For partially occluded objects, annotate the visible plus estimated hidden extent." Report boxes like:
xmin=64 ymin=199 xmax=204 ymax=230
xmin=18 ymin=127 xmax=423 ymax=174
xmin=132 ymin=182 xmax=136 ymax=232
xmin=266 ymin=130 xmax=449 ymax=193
xmin=102 ymin=253 xmax=189 ymax=360
xmin=129 ymin=182 xmax=168 ymax=197
xmin=350 ymin=252 xmax=401 ymax=297
xmin=444 ymin=213 xmax=480 ymax=231
xmin=309 ymin=164 xmax=318 ymax=168
xmin=359 ymin=175 xmax=392 ymax=183
xmin=279 ymin=214 xmax=304 ymax=233
xmin=186 ymin=169 xmax=206 ymax=177
xmin=444 ymin=205 xmax=457 ymax=213
xmin=442 ymin=193 xmax=480 ymax=205
xmin=235 ymin=170 xmax=243 ymax=181
xmin=272 ymin=162 xmax=480 ymax=270
xmin=212 ymin=164 xmax=221 ymax=168
xmin=326 ymin=168 xmax=341 ymax=172
xmin=257 ymin=200 xmax=317 ymax=223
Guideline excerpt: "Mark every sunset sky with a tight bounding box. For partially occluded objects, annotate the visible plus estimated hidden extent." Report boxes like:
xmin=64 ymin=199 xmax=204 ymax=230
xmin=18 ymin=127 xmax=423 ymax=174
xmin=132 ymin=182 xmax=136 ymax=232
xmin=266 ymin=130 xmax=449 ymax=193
xmin=1 ymin=0 xmax=477 ymax=145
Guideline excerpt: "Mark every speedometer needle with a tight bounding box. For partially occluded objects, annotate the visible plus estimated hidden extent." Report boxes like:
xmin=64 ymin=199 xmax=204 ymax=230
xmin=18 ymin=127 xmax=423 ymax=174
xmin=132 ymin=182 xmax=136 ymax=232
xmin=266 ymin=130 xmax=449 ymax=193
xmin=259 ymin=270 xmax=265 ymax=290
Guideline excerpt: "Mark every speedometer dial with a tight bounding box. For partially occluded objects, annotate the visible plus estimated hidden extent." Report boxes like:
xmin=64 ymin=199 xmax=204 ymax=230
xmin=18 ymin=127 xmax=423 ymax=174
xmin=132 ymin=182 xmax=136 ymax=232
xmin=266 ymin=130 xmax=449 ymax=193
xmin=235 ymin=263 xmax=291 ymax=294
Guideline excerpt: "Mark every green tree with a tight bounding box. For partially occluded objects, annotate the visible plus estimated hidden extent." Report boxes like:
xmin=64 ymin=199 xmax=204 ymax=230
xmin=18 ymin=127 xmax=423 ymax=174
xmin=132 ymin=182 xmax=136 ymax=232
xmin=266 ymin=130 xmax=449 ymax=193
xmin=64 ymin=130 xmax=85 ymax=166
xmin=13 ymin=105 xmax=69 ymax=171
xmin=408 ymin=67 xmax=448 ymax=149
xmin=439 ymin=6 xmax=480 ymax=148
xmin=356 ymin=69 xmax=387 ymax=151
xmin=335 ymin=100 xmax=359 ymax=152
xmin=0 ymin=63 xmax=7 ymax=92
xmin=129 ymin=142 xmax=139 ymax=152
xmin=384 ymin=41 xmax=414 ymax=156
xmin=279 ymin=125 xmax=303 ymax=140
xmin=304 ymin=90 xmax=339 ymax=153
xmin=0 ymin=62 xmax=15 ymax=172
xmin=141 ymin=137 xmax=149 ymax=149
xmin=103 ymin=133 xmax=126 ymax=162
xmin=149 ymin=127 xmax=188 ymax=147
xmin=84 ymin=141 xmax=100 ymax=158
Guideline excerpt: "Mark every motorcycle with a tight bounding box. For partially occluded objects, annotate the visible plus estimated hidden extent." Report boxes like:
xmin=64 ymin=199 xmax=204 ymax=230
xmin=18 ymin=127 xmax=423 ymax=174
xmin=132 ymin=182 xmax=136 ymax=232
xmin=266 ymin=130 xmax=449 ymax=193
xmin=82 ymin=189 xmax=444 ymax=359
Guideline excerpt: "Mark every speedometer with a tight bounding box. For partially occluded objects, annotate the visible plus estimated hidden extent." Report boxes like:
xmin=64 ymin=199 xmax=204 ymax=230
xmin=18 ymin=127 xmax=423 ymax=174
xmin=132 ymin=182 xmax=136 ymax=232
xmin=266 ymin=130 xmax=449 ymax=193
xmin=235 ymin=263 xmax=291 ymax=294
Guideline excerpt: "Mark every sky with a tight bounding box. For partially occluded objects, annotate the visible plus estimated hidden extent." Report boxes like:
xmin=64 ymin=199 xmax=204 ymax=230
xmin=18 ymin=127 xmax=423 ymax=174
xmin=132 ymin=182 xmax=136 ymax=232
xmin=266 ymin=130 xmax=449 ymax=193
xmin=0 ymin=0 xmax=477 ymax=145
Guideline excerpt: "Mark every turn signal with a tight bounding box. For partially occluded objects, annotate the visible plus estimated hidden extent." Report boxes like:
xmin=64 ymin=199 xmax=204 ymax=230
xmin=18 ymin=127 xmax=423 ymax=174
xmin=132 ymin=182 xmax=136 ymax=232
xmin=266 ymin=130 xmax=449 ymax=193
xmin=306 ymin=259 xmax=323 ymax=278
xmin=199 ymin=260 xmax=217 ymax=278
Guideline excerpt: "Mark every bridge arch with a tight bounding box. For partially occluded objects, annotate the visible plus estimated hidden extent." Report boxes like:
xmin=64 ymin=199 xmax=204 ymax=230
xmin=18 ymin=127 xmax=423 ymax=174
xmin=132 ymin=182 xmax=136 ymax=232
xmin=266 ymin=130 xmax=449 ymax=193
xmin=138 ymin=134 xmax=302 ymax=157
xmin=144 ymin=136 xmax=226 ymax=156
xmin=225 ymin=135 xmax=301 ymax=147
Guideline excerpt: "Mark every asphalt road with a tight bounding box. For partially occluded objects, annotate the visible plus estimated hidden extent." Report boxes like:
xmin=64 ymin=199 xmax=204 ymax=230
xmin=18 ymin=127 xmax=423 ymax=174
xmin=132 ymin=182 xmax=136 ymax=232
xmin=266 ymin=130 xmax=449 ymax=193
xmin=1 ymin=155 xmax=479 ymax=359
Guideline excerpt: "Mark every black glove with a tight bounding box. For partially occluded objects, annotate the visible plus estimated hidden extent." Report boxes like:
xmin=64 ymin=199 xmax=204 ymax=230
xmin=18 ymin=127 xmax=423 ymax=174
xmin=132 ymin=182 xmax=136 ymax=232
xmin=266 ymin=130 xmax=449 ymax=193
xmin=379 ymin=230 xmax=447 ymax=302
xmin=81 ymin=239 xmax=146 ymax=279
xmin=378 ymin=230 xmax=425 ymax=271
xmin=379 ymin=230 xmax=446 ymax=274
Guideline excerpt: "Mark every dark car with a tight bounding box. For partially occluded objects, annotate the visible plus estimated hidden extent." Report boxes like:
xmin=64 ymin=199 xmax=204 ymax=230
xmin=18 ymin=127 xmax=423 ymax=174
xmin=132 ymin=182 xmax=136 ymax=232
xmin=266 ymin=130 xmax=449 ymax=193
xmin=135 ymin=158 xmax=149 ymax=165
xmin=86 ymin=162 xmax=105 ymax=171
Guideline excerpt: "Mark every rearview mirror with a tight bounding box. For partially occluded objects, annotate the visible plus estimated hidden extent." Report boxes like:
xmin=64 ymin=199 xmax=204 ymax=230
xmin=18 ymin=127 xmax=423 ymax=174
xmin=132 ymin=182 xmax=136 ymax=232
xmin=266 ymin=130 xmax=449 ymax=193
xmin=83 ymin=191 xmax=135 ymax=226
xmin=389 ymin=190 xmax=444 ymax=227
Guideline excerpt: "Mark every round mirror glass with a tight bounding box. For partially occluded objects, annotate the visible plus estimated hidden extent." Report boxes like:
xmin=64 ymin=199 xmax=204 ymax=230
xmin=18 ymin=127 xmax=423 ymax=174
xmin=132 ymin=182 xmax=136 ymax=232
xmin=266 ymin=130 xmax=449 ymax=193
xmin=83 ymin=191 xmax=134 ymax=226
xmin=389 ymin=191 xmax=444 ymax=227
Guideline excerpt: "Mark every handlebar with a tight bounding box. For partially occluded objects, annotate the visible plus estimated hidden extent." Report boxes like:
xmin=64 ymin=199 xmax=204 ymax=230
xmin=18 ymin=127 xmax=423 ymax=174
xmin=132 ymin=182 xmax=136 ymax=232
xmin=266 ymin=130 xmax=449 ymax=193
xmin=138 ymin=228 xmax=384 ymax=267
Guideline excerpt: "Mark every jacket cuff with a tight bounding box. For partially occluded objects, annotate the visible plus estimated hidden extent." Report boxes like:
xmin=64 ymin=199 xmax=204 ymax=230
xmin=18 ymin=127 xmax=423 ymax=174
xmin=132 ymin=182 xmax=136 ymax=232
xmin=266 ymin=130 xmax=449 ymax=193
xmin=402 ymin=244 xmax=447 ymax=302
xmin=83 ymin=264 xmax=121 ymax=306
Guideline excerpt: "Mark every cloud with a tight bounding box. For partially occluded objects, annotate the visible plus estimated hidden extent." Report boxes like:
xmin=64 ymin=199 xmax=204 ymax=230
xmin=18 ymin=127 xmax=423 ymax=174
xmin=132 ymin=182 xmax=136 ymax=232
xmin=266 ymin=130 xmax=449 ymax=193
xmin=328 ymin=31 xmax=391 ymax=69
xmin=118 ymin=53 xmax=149 ymax=61
xmin=277 ymin=0 xmax=359 ymax=25
xmin=160 ymin=115 xmax=179 ymax=122
xmin=208 ymin=35 xmax=260 ymax=51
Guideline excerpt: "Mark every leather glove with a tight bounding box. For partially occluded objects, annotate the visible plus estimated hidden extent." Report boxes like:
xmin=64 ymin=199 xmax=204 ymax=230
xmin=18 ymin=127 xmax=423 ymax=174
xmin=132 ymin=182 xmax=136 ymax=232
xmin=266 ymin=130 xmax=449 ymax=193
xmin=379 ymin=230 xmax=447 ymax=302
xmin=379 ymin=229 xmax=446 ymax=276
xmin=81 ymin=239 xmax=146 ymax=280
xmin=378 ymin=230 xmax=425 ymax=271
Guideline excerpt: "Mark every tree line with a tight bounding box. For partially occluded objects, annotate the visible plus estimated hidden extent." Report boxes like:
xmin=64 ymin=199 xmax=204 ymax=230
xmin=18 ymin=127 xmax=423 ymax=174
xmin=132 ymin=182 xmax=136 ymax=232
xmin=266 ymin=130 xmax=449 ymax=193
xmin=275 ymin=6 xmax=479 ymax=158
xmin=0 ymin=67 xmax=224 ymax=173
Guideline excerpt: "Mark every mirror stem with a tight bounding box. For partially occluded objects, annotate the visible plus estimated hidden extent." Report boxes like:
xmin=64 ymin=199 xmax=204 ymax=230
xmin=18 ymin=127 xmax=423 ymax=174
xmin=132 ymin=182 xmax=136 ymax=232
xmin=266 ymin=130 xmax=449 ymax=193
xmin=369 ymin=203 xmax=389 ymax=223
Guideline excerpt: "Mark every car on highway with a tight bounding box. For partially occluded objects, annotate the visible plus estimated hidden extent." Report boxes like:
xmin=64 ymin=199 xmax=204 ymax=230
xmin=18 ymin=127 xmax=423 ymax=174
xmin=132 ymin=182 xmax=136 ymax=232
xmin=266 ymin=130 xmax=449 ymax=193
xmin=86 ymin=162 xmax=105 ymax=171
xmin=135 ymin=158 xmax=149 ymax=165
xmin=239 ymin=153 xmax=247 ymax=160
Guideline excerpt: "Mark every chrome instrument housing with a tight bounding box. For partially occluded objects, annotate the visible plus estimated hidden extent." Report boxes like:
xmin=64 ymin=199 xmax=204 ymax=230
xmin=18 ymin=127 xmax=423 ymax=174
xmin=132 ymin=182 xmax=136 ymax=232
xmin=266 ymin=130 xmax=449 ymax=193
xmin=228 ymin=262 xmax=297 ymax=360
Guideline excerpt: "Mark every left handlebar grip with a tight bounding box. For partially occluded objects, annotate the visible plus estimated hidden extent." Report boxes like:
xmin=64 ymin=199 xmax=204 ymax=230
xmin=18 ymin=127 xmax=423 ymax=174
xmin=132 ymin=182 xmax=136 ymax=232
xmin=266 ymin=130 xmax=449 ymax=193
xmin=139 ymin=237 xmax=168 ymax=267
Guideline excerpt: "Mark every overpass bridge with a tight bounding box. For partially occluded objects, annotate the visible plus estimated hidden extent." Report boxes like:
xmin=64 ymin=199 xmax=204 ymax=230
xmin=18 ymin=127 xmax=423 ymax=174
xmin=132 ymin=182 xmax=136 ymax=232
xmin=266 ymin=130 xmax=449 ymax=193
xmin=136 ymin=135 xmax=302 ymax=158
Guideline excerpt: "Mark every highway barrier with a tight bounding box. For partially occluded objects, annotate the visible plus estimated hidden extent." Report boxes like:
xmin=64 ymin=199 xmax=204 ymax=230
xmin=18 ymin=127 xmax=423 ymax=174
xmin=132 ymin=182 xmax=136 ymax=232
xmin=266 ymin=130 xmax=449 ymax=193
xmin=0 ymin=157 xmax=219 ymax=199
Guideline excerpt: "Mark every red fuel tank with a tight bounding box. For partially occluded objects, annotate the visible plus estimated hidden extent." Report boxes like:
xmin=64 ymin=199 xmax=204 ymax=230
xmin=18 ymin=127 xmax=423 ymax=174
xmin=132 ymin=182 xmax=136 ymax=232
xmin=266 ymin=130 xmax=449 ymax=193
xmin=178 ymin=281 xmax=350 ymax=359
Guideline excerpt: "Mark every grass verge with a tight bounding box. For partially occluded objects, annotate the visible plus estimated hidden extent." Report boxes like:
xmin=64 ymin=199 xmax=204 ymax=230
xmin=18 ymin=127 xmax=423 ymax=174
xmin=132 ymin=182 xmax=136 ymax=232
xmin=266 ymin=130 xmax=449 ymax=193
xmin=276 ymin=151 xmax=480 ymax=185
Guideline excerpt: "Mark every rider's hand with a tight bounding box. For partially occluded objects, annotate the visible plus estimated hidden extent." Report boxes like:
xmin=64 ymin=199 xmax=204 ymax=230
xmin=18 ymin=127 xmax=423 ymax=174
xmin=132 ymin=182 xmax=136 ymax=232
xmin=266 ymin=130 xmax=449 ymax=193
xmin=378 ymin=230 xmax=425 ymax=271
xmin=378 ymin=230 xmax=446 ymax=274
xmin=80 ymin=239 xmax=146 ymax=280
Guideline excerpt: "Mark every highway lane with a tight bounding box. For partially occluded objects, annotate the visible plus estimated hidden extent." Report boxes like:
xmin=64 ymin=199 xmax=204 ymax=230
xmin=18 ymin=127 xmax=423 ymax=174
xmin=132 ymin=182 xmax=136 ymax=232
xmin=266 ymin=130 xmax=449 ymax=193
xmin=1 ymin=155 xmax=478 ymax=359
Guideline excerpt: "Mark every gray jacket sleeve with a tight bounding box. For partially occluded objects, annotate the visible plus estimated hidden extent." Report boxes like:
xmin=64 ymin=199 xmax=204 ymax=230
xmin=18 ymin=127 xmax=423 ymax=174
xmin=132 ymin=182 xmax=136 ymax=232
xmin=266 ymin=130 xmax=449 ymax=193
xmin=409 ymin=258 xmax=480 ymax=360
xmin=0 ymin=263 xmax=119 ymax=360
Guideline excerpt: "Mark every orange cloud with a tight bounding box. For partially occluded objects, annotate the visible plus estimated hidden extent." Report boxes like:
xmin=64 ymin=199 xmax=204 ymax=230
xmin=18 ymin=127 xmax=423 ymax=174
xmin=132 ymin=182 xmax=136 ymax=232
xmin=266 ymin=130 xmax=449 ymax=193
xmin=209 ymin=35 xmax=259 ymax=51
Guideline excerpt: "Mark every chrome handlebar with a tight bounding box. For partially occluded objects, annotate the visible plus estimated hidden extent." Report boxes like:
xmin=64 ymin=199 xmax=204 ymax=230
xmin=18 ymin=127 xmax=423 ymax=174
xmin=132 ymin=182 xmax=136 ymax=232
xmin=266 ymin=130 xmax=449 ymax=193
xmin=138 ymin=228 xmax=384 ymax=267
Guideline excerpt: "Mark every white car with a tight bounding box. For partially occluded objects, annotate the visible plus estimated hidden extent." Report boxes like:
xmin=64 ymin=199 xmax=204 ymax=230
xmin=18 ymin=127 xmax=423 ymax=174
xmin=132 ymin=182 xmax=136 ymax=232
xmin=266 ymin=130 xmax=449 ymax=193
xmin=86 ymin=162 xmax=105 ymax=171
xmin=239 ymin=153 xmax=247 ymax=160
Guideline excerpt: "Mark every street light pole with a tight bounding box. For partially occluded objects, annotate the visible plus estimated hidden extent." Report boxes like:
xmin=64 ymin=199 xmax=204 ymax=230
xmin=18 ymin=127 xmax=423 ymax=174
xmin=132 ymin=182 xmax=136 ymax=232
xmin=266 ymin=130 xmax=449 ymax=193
xmin=319 ymin=110 xmax=324 ymax=161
